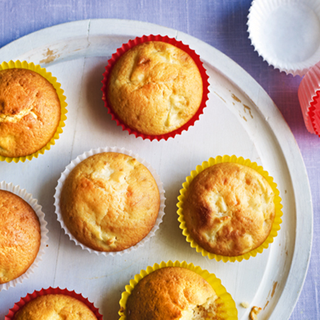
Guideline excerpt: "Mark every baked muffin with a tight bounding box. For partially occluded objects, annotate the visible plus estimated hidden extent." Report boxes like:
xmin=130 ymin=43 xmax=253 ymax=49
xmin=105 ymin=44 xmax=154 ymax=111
xmin=106 ymin=40 xmax=203 ymax=136
xmin=13 ymin=294 xmax=97 ymax=320
xmin=0 ymin=68 xmax=61 ymax=158
xmin=60 ymin=152 xmax=160 ymax=252
xmin=0 ymin=190 xmax=41 ymax=284
xmin=183 ymin=162 xmax=276 ymax=257
xmin=126 ymin=267 xmax=219 ymax=320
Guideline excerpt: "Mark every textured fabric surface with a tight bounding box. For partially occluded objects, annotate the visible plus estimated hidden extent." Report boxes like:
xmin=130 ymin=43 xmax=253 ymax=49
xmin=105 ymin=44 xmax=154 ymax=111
xmin=0 ymin=0 xmax=318 ymax=319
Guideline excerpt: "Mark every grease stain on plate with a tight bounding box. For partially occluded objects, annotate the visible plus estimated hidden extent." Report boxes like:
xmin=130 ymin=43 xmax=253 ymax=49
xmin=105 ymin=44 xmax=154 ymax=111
xmin=263 ymin=281 xmax=278 ymax=311
xmin=244 ymin=104 xmax=254 ymax=119
xmin=271 ymin=281 xmax=278 ymax=298
xmin=232 ymin=93 xmax=254 ymax=120
xmin=40 ymin=48 xmax=60 ymax=64
xmin=239 ymin=111 xmax=248 ymax=122
xmin=213 ymin=91 xmax=226 ymax=103
xmin=232 ymin=93 xmax=241 ymax=103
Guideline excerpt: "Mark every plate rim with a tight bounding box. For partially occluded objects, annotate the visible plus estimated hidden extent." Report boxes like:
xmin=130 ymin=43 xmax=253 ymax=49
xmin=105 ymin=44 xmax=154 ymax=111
xmin=0 ymin=18 xmax=313 ymax=320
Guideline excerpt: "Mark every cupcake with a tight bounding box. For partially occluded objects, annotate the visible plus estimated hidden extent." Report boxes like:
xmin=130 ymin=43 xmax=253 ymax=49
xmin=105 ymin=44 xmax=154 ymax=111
xmin=13 ymin=294 xmax=96 ymax=320
xmin=119 ymin=261 xmax=237 ymax=320
xmin=0 ymin=61 xmax=67 ymax=162
xmin=0 ymin=182 xmax=48 ymax=290
xmin=177 ymin=155 xmax=283 ymax=262
xmin=5 ymin=287 xmax=102 ymax=320
xmin=0 ymin=190 xmax=40 ymax=284
xmin=55 ymin=147 xmax=165 ymax=254
xmin=102 ymin=35 xmax=209 ymax=140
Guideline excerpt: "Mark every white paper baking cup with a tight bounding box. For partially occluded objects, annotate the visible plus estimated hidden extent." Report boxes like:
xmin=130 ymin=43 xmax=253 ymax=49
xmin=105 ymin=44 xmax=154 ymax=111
xmin=298 ymin=61 xmax=320 ymax=134
xmin=0 ymin=181 xmax=48 ymax=291
xmin=54 ymin=147 xmax=166 ymax=256
xmin=248 ymin=0 xmax=320 ymax=76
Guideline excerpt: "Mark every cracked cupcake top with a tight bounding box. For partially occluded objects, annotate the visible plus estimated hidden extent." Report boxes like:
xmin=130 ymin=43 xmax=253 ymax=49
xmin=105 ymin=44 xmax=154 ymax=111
xmin=126 ymin=267 xmax=219 ymax=320
xmin=183 ymin=162 xmax=276 ymax=256
xmin=106 ymin=41 xmax=203 ymax=135
xmin=60 ymin=152 xmax=160 ymax=252
xmin=0 ymin=68 xmax=61 ymax=157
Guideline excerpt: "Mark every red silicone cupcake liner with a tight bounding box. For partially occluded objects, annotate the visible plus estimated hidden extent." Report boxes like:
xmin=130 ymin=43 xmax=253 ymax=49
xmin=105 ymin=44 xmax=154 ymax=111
xmin=308 ymin=90 xmax=320 ymax=137
xmin=5 ymin=287 xmax=103 ymax=319
xmin=101 ymin=34 xmax=209 ymax=141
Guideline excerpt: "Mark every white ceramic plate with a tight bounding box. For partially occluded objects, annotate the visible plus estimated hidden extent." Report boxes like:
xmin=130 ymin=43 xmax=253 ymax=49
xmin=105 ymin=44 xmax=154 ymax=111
xmin=0 ymin=19 xmax=312 ymax=320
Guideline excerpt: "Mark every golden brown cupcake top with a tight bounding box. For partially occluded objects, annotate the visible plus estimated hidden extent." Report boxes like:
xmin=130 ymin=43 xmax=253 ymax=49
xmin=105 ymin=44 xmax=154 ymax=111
xmin=0 ymin=68 xmax=61 ymax=157
xmin=60 ymin=152 xmax=160 ymax=252
xmin=183 ymin=162 xmax=276 ymax=256
xmin=107 ymin=41 xmax=203 ymax=135
xmin=0 ymin=190 xmax=41 ymax=284
xmin=126 ymin=267 xmax=218 ymax=320
xmin=14 ymin=294 xmax=97 ymax=320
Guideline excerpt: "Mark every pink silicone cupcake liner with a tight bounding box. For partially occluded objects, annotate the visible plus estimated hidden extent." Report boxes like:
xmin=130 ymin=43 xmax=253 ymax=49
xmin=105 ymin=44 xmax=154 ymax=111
xmin=0 ymin=181 xmax=48 ymax=291
xmin=5 ymin=287 xmax=103 ymax=320
xmin=101 ymin=34 xmax=209 ymax=141
xmin=298 ymin=61 xmax=320 ymax=134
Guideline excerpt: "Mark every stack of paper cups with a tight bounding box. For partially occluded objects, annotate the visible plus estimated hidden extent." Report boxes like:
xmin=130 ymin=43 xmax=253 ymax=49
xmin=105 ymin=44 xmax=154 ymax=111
xmin=247 ymin=0 xmax=320 ymax=76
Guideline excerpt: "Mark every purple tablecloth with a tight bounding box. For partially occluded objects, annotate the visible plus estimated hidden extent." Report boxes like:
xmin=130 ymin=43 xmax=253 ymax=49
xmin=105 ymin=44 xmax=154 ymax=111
xmin=0 ymin=1 xmax=318 ymax=318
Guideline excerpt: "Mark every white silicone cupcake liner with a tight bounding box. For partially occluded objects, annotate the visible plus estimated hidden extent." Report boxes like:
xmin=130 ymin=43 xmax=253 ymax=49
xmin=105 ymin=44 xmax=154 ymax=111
xmin=248 ymin=0 xmax=320 ymax=76
xmin=54 ymin=146 xmax=166 ymax=256
xmin=298 ymin=61 xmax=320 ymax=134
xmin=0 ymin=181 xmax=48 ymax=291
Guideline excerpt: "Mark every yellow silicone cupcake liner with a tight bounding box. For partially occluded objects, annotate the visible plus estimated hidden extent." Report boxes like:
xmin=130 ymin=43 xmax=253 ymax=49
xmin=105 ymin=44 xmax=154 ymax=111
xmin=0 ymin=60 xmax=67 ymax=163
xmin=119 ymin=260 xmax=238 ymax=320
xmin=177 ymin=155 xmax=283 ymax=263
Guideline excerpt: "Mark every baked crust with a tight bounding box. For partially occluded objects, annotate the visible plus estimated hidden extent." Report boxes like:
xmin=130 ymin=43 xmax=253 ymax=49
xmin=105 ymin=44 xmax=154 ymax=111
xmin=14 ymin=294 xmax=97 ymax=320
xmin=0 ymin=190 xmax=40 ymax=284
xmin=0 ymin=68 xmax=61 ymax=157
xmin=60 ymin=152 xmax=160 ymax=251
xmin=126 ymin=267 xmax=218 ymax=320
xmin=183 ymin=162 xmax=276 ymax=256
xmin=107 ymin=41 xmax=203 ymax=135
